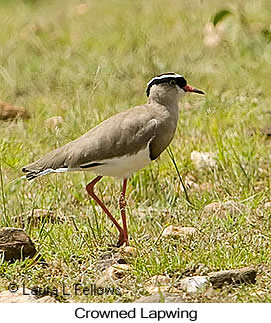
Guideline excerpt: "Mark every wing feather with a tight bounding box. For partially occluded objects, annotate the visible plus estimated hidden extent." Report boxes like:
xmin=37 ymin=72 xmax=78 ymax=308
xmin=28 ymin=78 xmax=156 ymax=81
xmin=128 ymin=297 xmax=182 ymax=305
xmin=22 ymin=105 xmax=158 ymax=179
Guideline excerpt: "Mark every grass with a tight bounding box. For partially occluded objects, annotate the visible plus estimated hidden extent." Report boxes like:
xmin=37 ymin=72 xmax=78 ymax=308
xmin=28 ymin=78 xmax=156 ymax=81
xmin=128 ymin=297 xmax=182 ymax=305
xmin=1 ymin=0 xmax=271 ymax=302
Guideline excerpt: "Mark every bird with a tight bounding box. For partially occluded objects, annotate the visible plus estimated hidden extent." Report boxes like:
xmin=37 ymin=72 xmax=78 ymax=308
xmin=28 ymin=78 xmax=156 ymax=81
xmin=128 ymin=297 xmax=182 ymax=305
xmin=22 ymin=72 xmax=204 ymax=247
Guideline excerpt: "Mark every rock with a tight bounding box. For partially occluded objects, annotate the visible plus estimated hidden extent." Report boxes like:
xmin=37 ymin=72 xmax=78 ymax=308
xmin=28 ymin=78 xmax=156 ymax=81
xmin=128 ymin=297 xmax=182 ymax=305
xmin=44 ymin=116 xmax=64 ymax=129
xmin=0 ymin=101 xmax=29 ymax=120
xmin=0 ymin=288 xmax=37 ymax=303
xmin=96 ymin=264 xmax=132 ymax=287
xmin=95 ymin=247 xmax=136 ymax=274
xmin=179 ymin=175 xmax=213 ymax=193
xmin=203 ymin=202 xmax=222 ymax=214
xmin=0 ymin=228 xmax=36 ymax=261
xmin=179 ymin=276 xmax=209 ymax=293
xmin=0 ymin=288 xmax=57 ymax=303
xmin=191 ymin=151 xmax=217 ymax=169
xmin=162 ymin=225 xmax=197 ymax=239
xmin=95 ymin=251 xmax=128 ymax=272
xmin=134 ymin=293 xmax=185 ymax=303
xmin=176 ymin=267 xmax=257 ymax=295
xmin=144 ymin=275 xmax=171 ymax=294
xmin=203 ymin=201 xmax=247 ymax=218
xmin=208 ymin=266 xmax=257 ymax=288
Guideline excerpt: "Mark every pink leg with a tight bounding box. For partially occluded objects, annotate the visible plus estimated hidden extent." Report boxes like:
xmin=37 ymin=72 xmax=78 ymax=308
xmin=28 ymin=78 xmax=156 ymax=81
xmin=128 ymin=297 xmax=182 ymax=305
xmin=86 ymin=176 xmax=124 ymax=244
xmin=118 ymin=178 xmax=128 ymax=246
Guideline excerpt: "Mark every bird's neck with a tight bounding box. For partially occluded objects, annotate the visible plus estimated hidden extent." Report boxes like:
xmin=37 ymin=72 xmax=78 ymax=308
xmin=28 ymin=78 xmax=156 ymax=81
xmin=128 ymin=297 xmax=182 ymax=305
xmin=147 ymin=92 xmax=179 ymax=107
xmin=147 ymin=95 xmax=179 ymax=116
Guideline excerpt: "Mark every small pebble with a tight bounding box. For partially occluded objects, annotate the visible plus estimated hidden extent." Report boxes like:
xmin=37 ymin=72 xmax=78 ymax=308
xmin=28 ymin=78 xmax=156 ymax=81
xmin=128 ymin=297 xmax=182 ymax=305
xmin=144 ymin=275 xmax=171 ymax=294
xmin=162 ymin=225 xmax=197 ymax=239
xmin=179 ymin=276 xmax=209 ymax=293
xmin=45 ymin=116 xmax=64 ymax=129
xmin=0 ymin=101 xmax=28 ymax=120
xmin=191 ymin=151 xmax=217 ymax=169
xmin=96 ymin=264 xmax=131 ymax=287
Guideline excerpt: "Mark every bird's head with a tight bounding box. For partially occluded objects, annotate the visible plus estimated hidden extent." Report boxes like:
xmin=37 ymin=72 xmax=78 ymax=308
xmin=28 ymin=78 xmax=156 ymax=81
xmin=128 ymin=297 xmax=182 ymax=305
xmin=146 ymin=72 xmax=204 ymax=105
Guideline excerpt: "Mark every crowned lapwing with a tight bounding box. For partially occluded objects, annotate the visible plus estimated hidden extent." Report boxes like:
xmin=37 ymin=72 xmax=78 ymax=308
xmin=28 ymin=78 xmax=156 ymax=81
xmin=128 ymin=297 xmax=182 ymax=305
xmin=22 ymin=72 xmax=204 ymax=246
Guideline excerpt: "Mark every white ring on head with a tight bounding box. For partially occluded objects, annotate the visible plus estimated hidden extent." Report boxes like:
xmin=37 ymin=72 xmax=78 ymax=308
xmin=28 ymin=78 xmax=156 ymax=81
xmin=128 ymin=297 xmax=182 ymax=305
xmin=147 ymin=73 xmax=183 ymax=87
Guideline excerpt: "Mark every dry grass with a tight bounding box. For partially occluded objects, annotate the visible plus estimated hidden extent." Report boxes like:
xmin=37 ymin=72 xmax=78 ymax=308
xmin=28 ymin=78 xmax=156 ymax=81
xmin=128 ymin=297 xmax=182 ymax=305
xmin=0 ymin=0 xmax=271 ymax=302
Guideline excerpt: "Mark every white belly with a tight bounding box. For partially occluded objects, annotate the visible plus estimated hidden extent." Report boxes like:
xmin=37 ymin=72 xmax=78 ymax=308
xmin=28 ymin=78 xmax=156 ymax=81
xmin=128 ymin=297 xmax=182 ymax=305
xmin=91 ymin=145 xmax=152 ymax=178
xmin=38 ymin=145 xmax=152 ymax=179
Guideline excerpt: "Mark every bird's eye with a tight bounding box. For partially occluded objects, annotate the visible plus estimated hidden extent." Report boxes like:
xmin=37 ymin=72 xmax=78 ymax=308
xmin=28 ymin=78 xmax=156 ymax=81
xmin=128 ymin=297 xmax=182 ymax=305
xmin=169 ymin=80 xmax=176 ymax=86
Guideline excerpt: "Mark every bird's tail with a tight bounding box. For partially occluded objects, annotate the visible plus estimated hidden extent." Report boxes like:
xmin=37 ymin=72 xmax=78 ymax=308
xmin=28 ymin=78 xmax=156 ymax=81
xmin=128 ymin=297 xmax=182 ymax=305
xmin=22 ymin=145 xmax=69 ymax=181
xmin=22 ymin=167 xmax=68 ymax=181
xmin=21 ymin=168 xmax=44 ymax=181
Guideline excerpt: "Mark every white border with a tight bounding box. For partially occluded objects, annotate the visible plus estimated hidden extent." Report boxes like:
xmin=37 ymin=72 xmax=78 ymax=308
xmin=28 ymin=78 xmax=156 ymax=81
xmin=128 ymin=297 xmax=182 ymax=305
xmin=1 ymin=303 xmax=270 ymax=323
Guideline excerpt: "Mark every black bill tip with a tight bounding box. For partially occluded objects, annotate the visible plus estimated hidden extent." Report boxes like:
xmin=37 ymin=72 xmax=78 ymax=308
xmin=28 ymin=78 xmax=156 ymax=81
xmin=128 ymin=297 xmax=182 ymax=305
xmin=183 ymin=84 xmax=205 ymax=95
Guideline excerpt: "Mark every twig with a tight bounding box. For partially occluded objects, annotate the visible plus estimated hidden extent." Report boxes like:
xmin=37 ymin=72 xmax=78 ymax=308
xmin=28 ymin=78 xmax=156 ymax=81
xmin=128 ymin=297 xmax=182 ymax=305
xmin=167 ymin=146 xmax=196 ymax=209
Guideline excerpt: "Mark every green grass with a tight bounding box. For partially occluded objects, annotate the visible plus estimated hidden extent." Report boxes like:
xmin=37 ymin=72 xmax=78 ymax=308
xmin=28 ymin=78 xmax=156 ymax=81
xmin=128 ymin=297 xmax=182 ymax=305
xmin=1 ymin=0 xmax=271 ymax=302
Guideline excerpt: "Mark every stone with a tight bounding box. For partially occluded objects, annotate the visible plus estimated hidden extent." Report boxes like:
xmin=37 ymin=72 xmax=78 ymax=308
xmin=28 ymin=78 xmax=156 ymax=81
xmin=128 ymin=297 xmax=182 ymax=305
xmin=179 ymin=175 xmax=213 ymax=193
xmin=95 ymin=247 xmax=137 ymax=274
xmin=191 ymin=151 xmax=217 ymax=169
xmin=144 ymin=275 xmax=171 ymax=294
xmin=203 ymin=202 xmax=222 ymax=214
xmin=0 ymin=288 xmax=36 ymax=303
xmin=208 ymin=266 xmax=257 ymax=288
xmin=0 ymin=288 xmax=57 ymax=303
xmin=179 ymin=276 xmax=210 ymax=293
xmin=0 ymin=228 xmax=36 ymax=261
xmin=95 ymin=251 xmax=128 ymax=272
xmin=44 ymin=116 xmax=64 ymax=129
xmin=203 ymin=201 xmax=247 ymax=218
xmin=177 ymin=267 xmax=257 ymax=294
xmin=96 ymin=264 xmax=132 ymax=287
xmin=162 ymin=225 xmax=197 ymax=239
xmin=0 ymin=101 xmax=29 ymax=120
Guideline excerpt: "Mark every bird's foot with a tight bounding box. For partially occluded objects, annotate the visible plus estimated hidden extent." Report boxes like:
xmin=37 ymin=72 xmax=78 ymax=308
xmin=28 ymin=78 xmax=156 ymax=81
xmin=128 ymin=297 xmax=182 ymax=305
xmin=115 ymin=231 xmax=128 ymax=248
